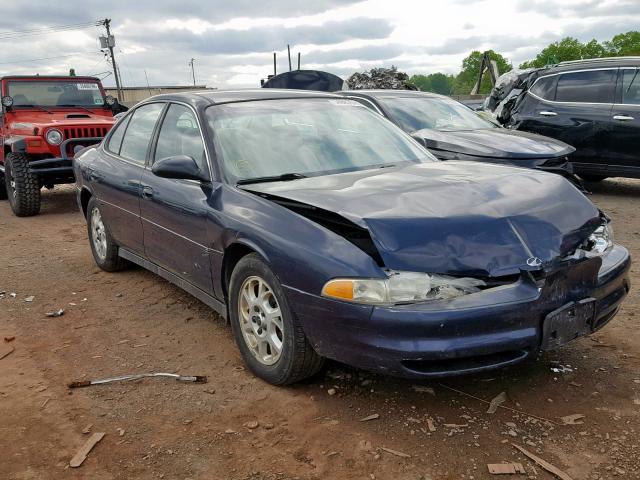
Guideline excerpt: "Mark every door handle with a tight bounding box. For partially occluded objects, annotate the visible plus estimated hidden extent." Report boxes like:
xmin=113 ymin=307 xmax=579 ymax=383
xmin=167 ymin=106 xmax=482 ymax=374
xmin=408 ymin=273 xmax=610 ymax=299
xmin=141 ymin=186 xmax=154 ymax=199
xmin=539 ymin=111 xmax=557 ymax=117
xmin=613 ymin=114 xmax=634 ymax=121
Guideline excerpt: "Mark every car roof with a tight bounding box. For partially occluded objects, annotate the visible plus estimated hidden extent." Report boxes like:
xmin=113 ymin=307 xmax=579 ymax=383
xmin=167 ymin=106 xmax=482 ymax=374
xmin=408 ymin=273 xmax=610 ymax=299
xmin=146 ymin=88 xmax=343 ymax=105
xmin=341 ymin=89 xmax=446 ymax=100
xmin=538 ymin=56 xmax=640 ymax=75
xmin=1 ymin=75 xmax=101 ymax=82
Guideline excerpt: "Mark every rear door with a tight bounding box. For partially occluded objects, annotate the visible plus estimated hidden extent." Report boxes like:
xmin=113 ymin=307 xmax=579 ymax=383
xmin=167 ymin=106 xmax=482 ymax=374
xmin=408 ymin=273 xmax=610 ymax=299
xmin=92 ymin=102 xmax=165 ymax=254
xmin=519 ymin=69 xmax=616 ymax=176
xmin=140 ymin=102 xmax=214 ymax=293
xmin=609 ymin=67 xmax=640 ymax=176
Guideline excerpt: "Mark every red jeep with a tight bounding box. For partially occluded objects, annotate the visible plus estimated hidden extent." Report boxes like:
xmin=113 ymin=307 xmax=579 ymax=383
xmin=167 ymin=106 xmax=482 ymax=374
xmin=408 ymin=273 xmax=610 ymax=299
xmin=0 ymin=75 xmax=123 ymax=216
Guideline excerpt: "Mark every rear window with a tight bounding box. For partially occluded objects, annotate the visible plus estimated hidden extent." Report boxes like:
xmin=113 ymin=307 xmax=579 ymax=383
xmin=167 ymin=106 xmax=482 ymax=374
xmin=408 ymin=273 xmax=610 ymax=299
xmin=622 ymin=69 xmax=640 ymax=105
xmin=555 ymin=69 xmax=616 ymax=103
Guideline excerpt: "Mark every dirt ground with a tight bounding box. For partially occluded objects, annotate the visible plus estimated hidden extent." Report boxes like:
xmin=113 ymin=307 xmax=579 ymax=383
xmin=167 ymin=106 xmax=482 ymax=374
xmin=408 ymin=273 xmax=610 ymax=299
xmin=1 ymin=181 xmax=639 ymax=480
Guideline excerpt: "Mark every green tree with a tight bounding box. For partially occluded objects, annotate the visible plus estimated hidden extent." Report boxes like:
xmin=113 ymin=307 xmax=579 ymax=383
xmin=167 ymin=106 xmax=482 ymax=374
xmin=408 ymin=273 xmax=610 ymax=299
xmin=453 ymin=50 xmax=512 ymax=95
xmin=519 ymin=37 xmax=608 ymax=68
xmin=604 ymin=31 xmax=640 ymax=56
xmin=409 ymin=73 xmax=455 ymax=94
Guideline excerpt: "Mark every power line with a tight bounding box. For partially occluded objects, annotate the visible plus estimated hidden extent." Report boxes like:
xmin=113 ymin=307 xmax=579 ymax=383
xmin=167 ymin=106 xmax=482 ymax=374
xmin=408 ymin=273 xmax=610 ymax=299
xmin=0 ymin=20 xmax=101 ymax=40
xmin=0 ymin=51 xmax=101 ymax=66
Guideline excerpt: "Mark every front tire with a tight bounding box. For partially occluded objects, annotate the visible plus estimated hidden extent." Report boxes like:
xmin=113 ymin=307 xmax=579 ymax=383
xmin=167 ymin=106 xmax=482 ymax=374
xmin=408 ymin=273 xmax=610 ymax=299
xmin=5 ymin=152 xmax=41 ymax=216
xmin=86 ymin=197 xmax=127 ymax=272
xmin=229 ymin=253 xmax=324 ymax=385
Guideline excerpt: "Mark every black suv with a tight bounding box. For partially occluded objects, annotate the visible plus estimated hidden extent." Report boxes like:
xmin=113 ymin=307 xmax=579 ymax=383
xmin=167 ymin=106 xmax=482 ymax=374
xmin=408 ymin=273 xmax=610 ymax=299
xmin=488 ymin=57 xmax=640 ymax=182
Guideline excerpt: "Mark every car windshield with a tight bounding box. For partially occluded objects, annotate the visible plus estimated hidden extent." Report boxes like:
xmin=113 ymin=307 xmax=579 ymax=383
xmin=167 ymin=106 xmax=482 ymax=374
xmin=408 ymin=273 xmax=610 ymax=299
xmin=206 ymin=98 xmax=436 ymax=183
xmin=7 ymin=80 xmax=106 ymax=108
xmin=379 ymin=96 xmax=497 ymax=133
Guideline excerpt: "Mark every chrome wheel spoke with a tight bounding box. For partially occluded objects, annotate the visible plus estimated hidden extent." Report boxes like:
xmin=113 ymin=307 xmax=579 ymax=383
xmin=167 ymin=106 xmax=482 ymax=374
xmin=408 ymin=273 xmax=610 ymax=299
xmin=238 ymin=275 xmax=284 ymax=366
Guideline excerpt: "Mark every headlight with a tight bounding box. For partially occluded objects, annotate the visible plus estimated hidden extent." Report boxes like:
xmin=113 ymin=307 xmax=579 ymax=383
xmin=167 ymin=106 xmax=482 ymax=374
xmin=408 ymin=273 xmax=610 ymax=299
xmin=321 ymin=271 xmax=486 ymax=305
xmin=45 ymin=129 xmax=63 ymax=145
xmin=587 ymin=223 xmax=614 ymax=256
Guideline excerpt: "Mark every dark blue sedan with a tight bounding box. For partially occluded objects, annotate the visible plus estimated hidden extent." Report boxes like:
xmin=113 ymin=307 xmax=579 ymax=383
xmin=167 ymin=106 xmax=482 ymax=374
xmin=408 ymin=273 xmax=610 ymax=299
xmin=74 ymin=89 xmax=630 ymax=385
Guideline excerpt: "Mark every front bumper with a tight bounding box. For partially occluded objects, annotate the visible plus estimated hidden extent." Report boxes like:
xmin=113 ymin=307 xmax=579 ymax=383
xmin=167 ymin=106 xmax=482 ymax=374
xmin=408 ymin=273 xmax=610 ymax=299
xmin=285 ymin=245 xmax=630 ymax=378
xmin=27 ymin=137 xmax=103 ymax=176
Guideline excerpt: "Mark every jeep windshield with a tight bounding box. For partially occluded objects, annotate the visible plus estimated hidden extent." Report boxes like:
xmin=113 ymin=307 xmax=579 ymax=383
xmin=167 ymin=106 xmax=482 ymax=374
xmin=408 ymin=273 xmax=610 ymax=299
xmin=206 ymin=98 xmax=436 ymax=184
xmin=7 ymin=80 xmax=106 ymax=108
xmin=379 ymin=96 xmax=498 ymax=133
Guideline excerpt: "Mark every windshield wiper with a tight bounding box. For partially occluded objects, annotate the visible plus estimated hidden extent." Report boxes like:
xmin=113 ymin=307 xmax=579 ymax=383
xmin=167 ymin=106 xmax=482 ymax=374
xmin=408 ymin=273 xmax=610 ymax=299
xmin=16 ymin=104 xmax=52 ymax=114
xmin=237 ymin=173 xmax=307 ymax=185
xmin=58 ymin=104 xmax=95 ymax=114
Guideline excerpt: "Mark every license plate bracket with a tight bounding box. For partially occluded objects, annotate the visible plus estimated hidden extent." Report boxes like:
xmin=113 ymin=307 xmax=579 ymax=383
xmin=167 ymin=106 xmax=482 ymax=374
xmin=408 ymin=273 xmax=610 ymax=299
xmin=541 ymin=298 xmax=596 ymax=351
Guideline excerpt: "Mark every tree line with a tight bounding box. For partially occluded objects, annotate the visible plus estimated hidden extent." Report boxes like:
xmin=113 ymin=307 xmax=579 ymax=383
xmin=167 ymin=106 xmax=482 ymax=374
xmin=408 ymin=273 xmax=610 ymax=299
xmin=407 ymin=31 xmax=639 ymax=95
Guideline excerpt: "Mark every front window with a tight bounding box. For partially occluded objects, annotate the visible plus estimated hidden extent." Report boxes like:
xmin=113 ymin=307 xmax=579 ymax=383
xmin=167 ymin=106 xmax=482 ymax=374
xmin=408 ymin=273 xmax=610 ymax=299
xmin=379 ymin=96 xmax=497 ymax=133
xmin=206 ymin=98 xmax=435 ymax=184
xmin=7 ymin=80 xmax=106 ymax=108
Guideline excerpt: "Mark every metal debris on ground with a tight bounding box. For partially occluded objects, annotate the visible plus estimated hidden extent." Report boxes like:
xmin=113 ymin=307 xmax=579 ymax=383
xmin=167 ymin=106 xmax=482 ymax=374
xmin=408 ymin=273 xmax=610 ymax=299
xmin=0 ymin=345 xmax=15 ymax=360
xmin=45 ymin=309 xmax=65 ymax=318
xmin=69 ymin=432 xmax=105 ymax=468
xmin=380 ymin=447 xmax=411 ymax=458
xmin=487 ymin=391 xmax=507 ymax=414
xmin=346 ymin=66 xmax=418 ymax=90
xmin=359 ymin=413 xmax=380 ymax=422
xmin=550 ymin=362 xmax=573 ymax=373
xmin=488 ymin=462 xmax=526 ymax=474
xmin=560 ymin=414 xmax=585 ymax=425
xmin=512 ymin=444 xmax=574 ymax=480
xmin=68 ymin=372 xmax=208 ymax=388
xmin=24 ymin=295 xmax=35 ymax=302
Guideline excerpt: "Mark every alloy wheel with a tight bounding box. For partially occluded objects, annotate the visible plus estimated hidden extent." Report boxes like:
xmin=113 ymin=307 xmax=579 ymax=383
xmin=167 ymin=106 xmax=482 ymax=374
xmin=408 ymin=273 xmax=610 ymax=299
xmin=90 ymin=207 xmax=108 ymax=261
xmin=238 ymin=275 xmax=284 ymax=365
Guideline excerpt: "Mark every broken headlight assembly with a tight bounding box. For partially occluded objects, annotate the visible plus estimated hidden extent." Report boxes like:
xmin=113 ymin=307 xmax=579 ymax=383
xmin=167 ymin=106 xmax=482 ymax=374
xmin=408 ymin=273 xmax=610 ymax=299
xmin=587 ymin=223 xmax=614 ymax=256
xmin=321 ymin=271 xmax=486 ymax=305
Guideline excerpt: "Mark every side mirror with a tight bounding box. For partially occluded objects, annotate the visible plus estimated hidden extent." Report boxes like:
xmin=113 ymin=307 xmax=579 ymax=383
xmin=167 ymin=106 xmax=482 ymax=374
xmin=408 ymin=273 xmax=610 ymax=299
xmin=152 ymin=155 xmax=207 ymax=182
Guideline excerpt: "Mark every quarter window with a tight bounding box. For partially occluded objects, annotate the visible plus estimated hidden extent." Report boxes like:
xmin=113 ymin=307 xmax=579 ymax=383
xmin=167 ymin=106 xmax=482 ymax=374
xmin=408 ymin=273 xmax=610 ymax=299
xmin=555 ymin=70 xmax=616 ymax=103
xmin=105 ymin=115 xmax=130 ymax=155
xmin=622 ymin=69 xmax=640 ymax=105
xmin=119 ymin=103 xmax=164 ymax=164
xmin=529 ymin=76 xmax=557 ymax=101
xmin=154 ymin=104 xmax=207 ymax=171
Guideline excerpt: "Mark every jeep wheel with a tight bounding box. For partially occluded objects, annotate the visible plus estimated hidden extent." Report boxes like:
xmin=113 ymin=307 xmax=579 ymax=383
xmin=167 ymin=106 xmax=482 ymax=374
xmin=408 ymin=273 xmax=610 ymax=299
xmin=229 ymin=253 xmax=324 ymax=385
xmin=5 ymin=153 xmax=41 ymax=216
xmin=86 ymin=197 xmax=128 ymax=272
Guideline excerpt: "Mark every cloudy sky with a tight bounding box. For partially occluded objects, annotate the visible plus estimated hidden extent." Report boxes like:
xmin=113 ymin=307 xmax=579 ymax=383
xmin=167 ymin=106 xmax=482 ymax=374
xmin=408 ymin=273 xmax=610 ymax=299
xmin=0 ymin=0 xmax=638 ymax=88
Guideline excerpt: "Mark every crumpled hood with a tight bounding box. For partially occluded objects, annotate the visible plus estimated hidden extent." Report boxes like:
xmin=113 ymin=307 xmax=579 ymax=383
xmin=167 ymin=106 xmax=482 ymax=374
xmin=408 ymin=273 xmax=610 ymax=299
xmin=244 ymin=162 xmax=602 ymax=277
xmin=412 ymin=127 xmax=574 ymax=160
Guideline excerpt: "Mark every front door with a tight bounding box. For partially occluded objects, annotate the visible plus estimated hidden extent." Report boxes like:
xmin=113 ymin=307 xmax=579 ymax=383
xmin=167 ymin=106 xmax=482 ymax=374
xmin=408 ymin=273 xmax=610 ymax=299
xmin=609 ymin=67 xmax=640 ymax=177
xmin=140 ymin=103 xmax=214 ymax=293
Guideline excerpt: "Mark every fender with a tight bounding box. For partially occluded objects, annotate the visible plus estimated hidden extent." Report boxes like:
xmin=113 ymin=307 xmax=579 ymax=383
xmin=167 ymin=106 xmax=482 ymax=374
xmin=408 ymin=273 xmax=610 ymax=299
xmin=4 ymin=135 xmax=26 ymax=153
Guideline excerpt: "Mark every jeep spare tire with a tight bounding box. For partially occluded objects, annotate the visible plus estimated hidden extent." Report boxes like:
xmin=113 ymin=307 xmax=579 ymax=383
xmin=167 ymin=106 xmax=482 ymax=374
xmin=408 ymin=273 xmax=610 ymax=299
xmin=5 ymin=152 xmax=41 ymax=217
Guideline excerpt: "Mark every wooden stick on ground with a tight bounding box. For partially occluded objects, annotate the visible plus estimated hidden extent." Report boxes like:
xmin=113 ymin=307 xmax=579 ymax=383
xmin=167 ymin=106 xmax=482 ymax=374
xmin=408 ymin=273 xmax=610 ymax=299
xmin=70 ymin=432 xmax=105 ymax=468
xmin=512 ymin=444 xmax=574 ymax=480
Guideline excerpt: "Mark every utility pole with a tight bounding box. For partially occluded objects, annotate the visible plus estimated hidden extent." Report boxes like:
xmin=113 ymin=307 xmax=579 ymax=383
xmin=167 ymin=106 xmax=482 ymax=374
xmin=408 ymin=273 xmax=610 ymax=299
xmin=188 ymin=58 xmax=196 ymax=86
xmin=102 ymin=18 xmax=122 ymax=101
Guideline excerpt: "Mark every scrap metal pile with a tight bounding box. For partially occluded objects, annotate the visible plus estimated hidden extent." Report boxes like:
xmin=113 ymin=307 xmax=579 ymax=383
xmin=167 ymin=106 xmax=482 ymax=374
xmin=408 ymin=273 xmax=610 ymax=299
xmin=346 ymin=66 xmax=418 ymax=90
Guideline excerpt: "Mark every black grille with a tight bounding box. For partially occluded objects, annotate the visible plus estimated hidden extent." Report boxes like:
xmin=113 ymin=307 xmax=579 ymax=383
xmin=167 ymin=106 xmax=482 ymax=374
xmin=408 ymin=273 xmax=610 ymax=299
xmin=62 ymin=126 xmax=109 ymax=139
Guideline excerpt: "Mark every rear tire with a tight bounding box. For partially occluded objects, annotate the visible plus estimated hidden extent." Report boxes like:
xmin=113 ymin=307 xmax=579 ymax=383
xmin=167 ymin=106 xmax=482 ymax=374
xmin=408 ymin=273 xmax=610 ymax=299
xmin=580 ymin=174 xmax=607 ymax=183
xmin=5 ymin=152 xmax=41 ymax=216
xmin=86 ymin=197 xmax=128 ymax=272
xmin=229 ymin=253 xmax=324 ymax=385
